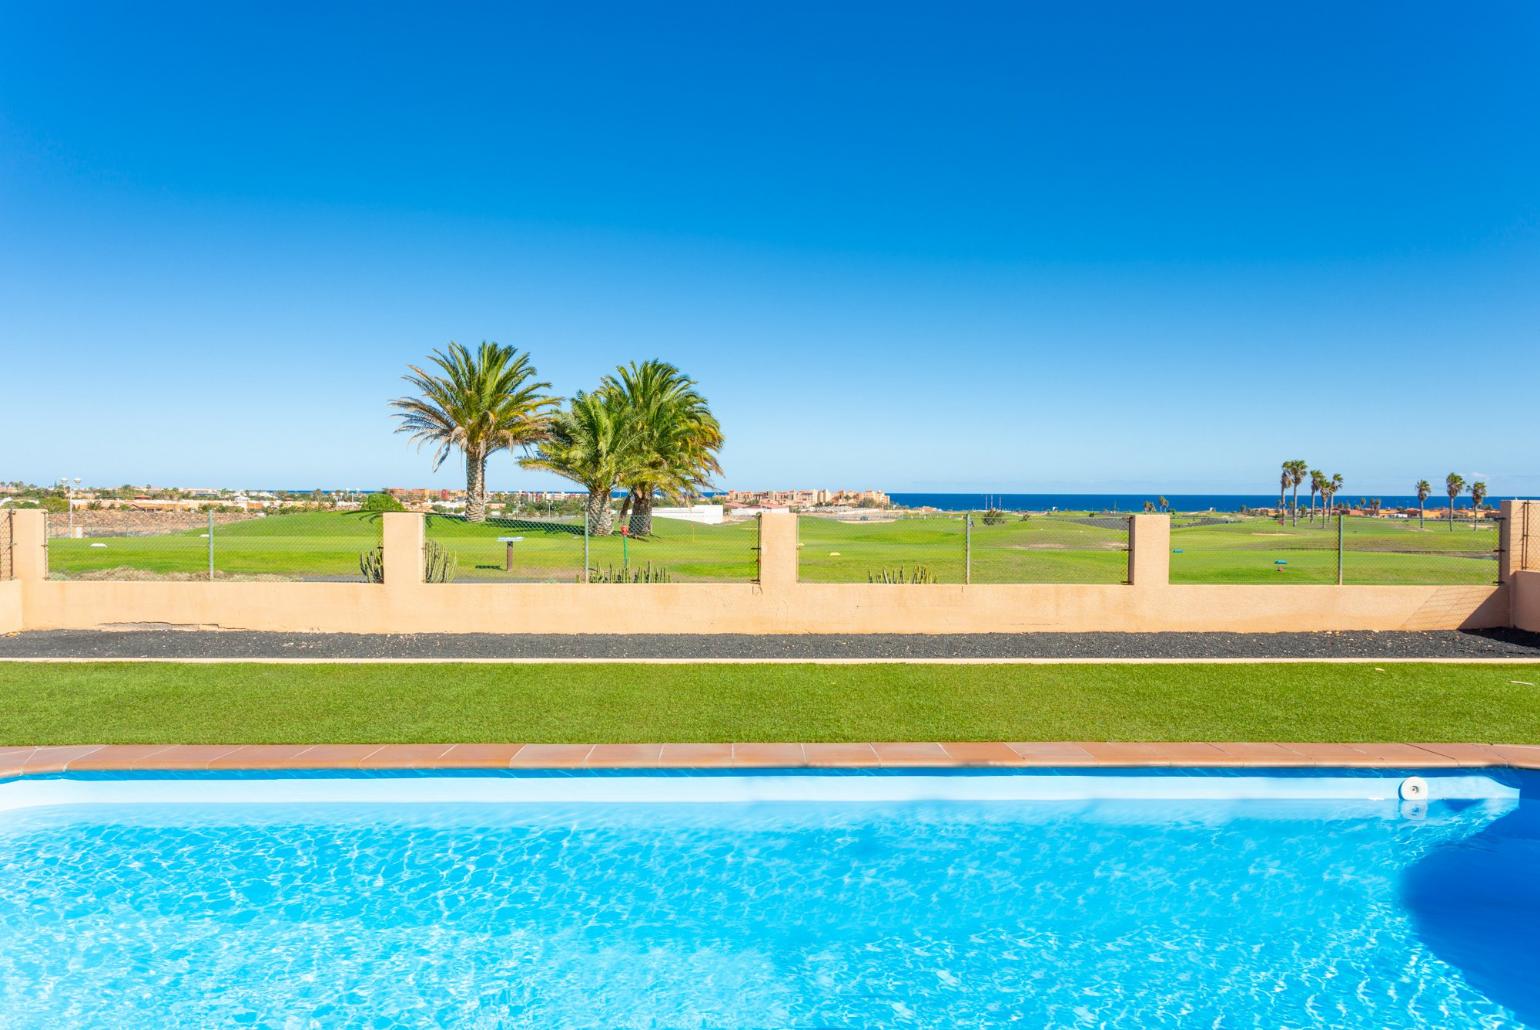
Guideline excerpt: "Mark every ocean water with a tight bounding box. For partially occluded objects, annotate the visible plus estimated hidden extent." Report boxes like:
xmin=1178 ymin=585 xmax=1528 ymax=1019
xmin=1 ymin=786 xmax=1536 ymax=1027
xmin=887 ymin=492 xmax=1509 ymax=513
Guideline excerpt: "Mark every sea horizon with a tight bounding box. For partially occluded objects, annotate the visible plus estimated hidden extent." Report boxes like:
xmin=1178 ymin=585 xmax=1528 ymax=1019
xmin=885 ymin=492 xmax=1519 ymax=513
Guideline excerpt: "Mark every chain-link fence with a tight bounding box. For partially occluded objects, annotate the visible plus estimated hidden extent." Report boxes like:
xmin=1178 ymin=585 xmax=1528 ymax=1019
xmin=970 ymin=512 xmax=1129 ymax=583
xmin=45 ymin=508 xmax=384 ymax=582
xmin=796 ymin=512 xmax=1130 ymax=584
xmin=589 ymin=513 xmax=760 ymax=583
xmin=424 ymin=510 xmax=761 ymax=583
xmin=1169 ymin=512 xmax=1500 ymax=585
xmin=425 ymin=513 xmax=583 ymax=583
xmin=0 ymin=510 xmax=14 ymax=581
xmin=1340 ymin=513 xmax=1499 ymax=585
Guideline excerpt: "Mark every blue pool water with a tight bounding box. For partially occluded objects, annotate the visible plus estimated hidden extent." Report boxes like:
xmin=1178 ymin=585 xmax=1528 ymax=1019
xmin=0 ymin=773 xmax=1537 ymax=1027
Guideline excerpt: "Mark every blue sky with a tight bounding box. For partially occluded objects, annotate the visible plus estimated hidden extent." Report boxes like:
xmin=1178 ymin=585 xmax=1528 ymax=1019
xmin=2 ymin=2 xmax=1536 ymax=495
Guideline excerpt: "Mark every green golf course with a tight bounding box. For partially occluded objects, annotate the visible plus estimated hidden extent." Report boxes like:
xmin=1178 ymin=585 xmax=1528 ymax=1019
xmin=43 ymin=509 xmax=1499 ymax=585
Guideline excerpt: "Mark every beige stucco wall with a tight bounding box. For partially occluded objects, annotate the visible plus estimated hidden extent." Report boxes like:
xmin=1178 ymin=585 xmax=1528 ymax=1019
xmin=17 ymin=578 xmax=1509 ymax=635
xmin=7 ymin=509 xmax=1520 ymax=635
xmin=1513 ymin=572 xmax=1540 ymax=633
xmin=0 ymin=580 xmax=21 ymax=634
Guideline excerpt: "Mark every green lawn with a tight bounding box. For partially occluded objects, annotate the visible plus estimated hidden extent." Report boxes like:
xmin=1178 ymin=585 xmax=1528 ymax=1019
xmin=45 ymin=510 xmax=1499 ymax=586
xmin=1 ymin=662 xmax=1536 ymax=745
xmin=797 ymin=515 xmax=1128 ymax=584
xmin=48 ymin=511 xmax=384 ymax=580
xmin=1170 ymin=515 xmax=1499 ymax=585
xmin=46 ymin=511 xmax=761 ymax=582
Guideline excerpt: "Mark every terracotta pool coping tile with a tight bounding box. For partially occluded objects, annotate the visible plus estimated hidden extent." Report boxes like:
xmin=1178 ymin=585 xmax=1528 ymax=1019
xmin=206 ymin=744 xmax=329 ymax=769
xmin=510 ymin=744 xmax=594 ymax=768
xmin=1078 ymin=742 xmax=1227 ymax=766
xmin=1006 ymin=742 xmax=1098 ymax=764
xmin=437 ymin=744 xmax=524 ymax=767
xmin=357 ymin=744 xmax=457 ymax=768
xmin=585 ymin=744 xmax=663 ymax=768
xmin=288 ymin=744 xmax=387 ymax=768
xmin=1267 ymin=743 xmax=1381 ymax=766
xmin=131 ymin=744 xmax=249 ymax=769
xmin=659 ymin=743 xmax=735 ymax=767
xmin=939 ymin=742 xmax=1026 ymax=765
xmin=872 ymin=742 xmax=953 ymax=766
xmin=1207 ymin=743 xmax=1309 ymax=764
xmin=1407 ymin=743 xmax=1505 ymax=766
xmin=23 ymin=745 xmax=104 ymax=773
xmin=731 ymin=743 xmax=806 ymax=767
xmin=68 ymin=745 xmax=180 ymax=771
xmin=1488 ymin=744 xmax=1540 ymax=768
xmin=1341 ymin=743 xmax=1460 ymax=766
xmin=802 ymin=743 xmax=879 ymax=767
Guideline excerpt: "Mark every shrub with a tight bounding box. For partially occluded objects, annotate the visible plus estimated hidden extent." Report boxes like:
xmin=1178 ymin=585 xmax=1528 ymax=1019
xmin=981 ymin=508 xmax=1007 ymax=525
xmin=362 ymin=491 xmax=407 ymax=513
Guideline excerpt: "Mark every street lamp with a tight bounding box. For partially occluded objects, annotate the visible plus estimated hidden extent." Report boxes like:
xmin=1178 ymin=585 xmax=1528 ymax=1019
xmin=59 ymin=477 xmax=80 ymax=534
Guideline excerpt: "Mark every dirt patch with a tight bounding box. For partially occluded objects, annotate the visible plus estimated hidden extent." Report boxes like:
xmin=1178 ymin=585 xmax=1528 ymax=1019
xmin=48 ymin=510 xmax=262 ymax=538
xmin=53 ymin=568 xmax=295 ymax=583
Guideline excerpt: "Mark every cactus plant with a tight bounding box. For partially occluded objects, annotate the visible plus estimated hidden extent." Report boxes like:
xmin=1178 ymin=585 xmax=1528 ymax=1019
xmin=584 ymin=562 xmax=674 ymax=584
xmin=358 ymin=540 xmax=459 ymax=584
xmin=866 ymin=564 xmax=936 ymax=585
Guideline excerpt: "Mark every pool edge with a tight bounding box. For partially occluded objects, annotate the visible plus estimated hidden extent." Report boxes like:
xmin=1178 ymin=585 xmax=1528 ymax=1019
xmin=3 ymin=740 xmax=1540 ymax=779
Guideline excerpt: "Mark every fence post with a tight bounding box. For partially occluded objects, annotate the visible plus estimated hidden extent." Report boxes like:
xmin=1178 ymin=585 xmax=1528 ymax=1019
xmin=965 ymin=515 xmax=972 ymax=585
xmin=1127 ymin=513 xmax=1170 ymax=587
xmin=207 ymin=510 xmax=215 ymax=582
xmin=1336 ymin=514 xmax=1344 ymax=586
xmin=583 ymin=511 xmax=590 ymax=583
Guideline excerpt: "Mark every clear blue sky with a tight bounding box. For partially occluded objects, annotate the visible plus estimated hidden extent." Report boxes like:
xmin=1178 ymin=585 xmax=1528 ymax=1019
xmin=2 ymin=2 xmax=1536 ymax=495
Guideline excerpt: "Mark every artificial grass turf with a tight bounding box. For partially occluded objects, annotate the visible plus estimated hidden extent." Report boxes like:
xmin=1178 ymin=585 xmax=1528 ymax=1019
xmin=1 ymin=661 xmax=1537 ymax=745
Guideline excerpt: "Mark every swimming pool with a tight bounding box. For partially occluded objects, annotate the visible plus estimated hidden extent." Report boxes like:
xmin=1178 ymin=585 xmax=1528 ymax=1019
xmin=1 ymin=769 xmax=1535 ymax=1027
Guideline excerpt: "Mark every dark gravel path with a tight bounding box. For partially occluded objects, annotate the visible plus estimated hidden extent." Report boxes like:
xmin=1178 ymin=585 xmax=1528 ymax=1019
xmin=2 ymin=628 xmax=1539 ymax=660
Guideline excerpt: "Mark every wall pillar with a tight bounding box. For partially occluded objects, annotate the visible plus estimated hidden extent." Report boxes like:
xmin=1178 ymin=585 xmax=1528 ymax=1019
xmin=757 ymin=511 xmax=798 ymax=590
xmin=10 ymin=509 xmax=47 ymax=584
xmin=381 ymin=512 xmax=425 ymax=589
xmin=1500 ymin=499 xmax=1537 ymax=581
xmin=1127 ymin=513 xmax=1171 ymax=587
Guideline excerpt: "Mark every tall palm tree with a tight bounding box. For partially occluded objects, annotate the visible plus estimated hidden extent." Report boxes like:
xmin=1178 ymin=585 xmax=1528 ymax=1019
xmin=520 ymin=390 xmax=638 ymax=536
xmin=1309 ymin=469 xmax=1326 ymax=525
xmin=1470 ymin=481 xmax=1487 ymax=530
xmin=603 ymin=360 xmax=724 ymax=536
xmin=1323 ymin=473 xmax=1343 ymax=519
xmin=1283 ymin=460 xmax=1308 ymax=526
xmin=390 ymin=342 xmax=556 ymax=522
xmin=1445 ymin=473 xmax=1465 ymax=532
xmin=1414 ymin=479 xmax=1431 ymax=528
xmin=1278 ymin=467 xmax=1290 ymax=524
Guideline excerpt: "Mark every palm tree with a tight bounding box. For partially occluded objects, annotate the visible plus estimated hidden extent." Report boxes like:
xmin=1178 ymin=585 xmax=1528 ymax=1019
xmin=521 ymin=390 xmax=638 ymax=536
xmin=1323 ymin=473 xmax=1343 ymax=519
xmin=1308 ymin=469 xmax=1326 ymax=525
xmin=1470 ymin=481 xmax=1487 ymax=530
xmin=1278 ymin=467 xmax=1290 ymax=524
xmin=602 ymin=360 xmax=723 ymax=537
xmin=390 ymin=342 xmax=556 ymax=522
xmin=1445 ymin=473 xmax=1465 ymax=532
xmin=1414 ymin=479 xmax=1431 ymax=528
xmin=1281 ymin=460 xmax=1307 ymax=526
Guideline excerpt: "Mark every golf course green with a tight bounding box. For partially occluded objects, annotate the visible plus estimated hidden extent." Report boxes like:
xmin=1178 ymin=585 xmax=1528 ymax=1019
xmin=43 ymin=509 xmax=1498 ymax=585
